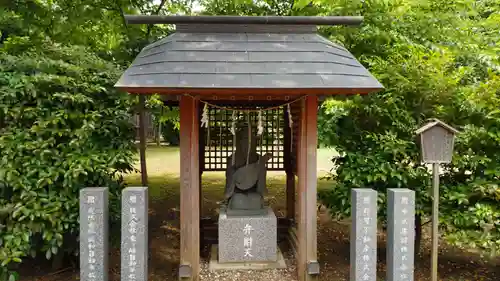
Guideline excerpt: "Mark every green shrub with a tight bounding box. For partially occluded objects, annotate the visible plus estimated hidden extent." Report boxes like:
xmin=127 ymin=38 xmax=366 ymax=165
xmin=0 ymin=35 xmax=136 ymax=278
xmin=161 ymin=121 xmax=180 ymax=146
xmin=439 ymin=74 xmax=500 ymax=256
xmin=318 ymin=45 xmax=500 ymax=256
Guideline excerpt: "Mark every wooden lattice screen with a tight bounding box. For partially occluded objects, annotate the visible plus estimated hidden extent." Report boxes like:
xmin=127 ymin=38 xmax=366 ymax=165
xmin=202 ymin=104 xmax=287 ymax=171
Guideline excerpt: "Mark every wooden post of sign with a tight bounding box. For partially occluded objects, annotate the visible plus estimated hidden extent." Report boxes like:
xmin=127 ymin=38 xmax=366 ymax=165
xmin=431 ymin=163 xmax=439 ymax=281
xmin=297 ymin=96 xmax=319 ymax=281
xmin=179 ymin=95 xmax=200 ymax=280
xmin=138 ymin=95 xmax=148 ymax=187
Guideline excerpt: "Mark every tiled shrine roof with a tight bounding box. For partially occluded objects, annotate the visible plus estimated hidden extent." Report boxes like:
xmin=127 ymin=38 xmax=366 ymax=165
xmin=115 ymin=22 xmax=383 ymax=95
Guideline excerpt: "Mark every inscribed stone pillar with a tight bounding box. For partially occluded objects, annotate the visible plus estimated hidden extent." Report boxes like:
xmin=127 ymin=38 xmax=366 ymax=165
xmin=387 ymin=189 xmax=415 ymax=281
xmin=121 ymin=187 xmax=149 ymax=281
xmin=350 ymin=188 xmax=377 ymax=281
xmin=80 ymin=187 xmax=109 ymax=281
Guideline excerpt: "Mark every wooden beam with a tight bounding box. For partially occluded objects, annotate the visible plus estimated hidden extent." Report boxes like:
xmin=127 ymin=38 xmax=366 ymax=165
xmin=138 ymin=95 xmax=148 ymax=186
xmin=125 ymin=15 xmax=364 ymax=26
xmin=120 ymin=87 xmax=381 ymax=96
xmin=179 ymin=96 xmax=200 ymax=280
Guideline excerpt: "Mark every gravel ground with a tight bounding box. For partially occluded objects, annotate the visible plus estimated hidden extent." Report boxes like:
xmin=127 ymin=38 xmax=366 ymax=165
xmin=16 ymin=175 xmax=500 ymax=281
xmin=199 ymin=248 xmax=298 ymax=281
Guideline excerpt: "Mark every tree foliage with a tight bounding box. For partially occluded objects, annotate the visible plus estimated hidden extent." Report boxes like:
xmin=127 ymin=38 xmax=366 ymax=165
xmin=313 ymin=0 xmax=500 ymax=256
xmin=0 ymin=0 xmax=200 ymax=275
xmin=2 ymin=0 xmax=194 ymax=65
xmin=0 ymin=30 xmax=139 ymax=277
xmin=1 ymin=0 xmax=499 ymax=279
xmin=0 ymin=0 xmax=166 ymax=278
xmin=440 ymin=74 xmax=500 ymax=254
xmin=198 ymin=0 xmax=500 ymax=256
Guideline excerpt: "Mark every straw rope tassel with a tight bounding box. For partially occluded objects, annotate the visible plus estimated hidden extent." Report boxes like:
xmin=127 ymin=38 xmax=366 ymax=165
xmin=276 ymin=108 xmax=280 ymax=161
xmin=246 ymin=112 xmax=251 ymax=166
xmin=287 ymin=103 xmax=293 ymax=154
xmin=219 ymin=120 xmax=222 ymax=157
xmin=184 ymin=93 xmax=308 ymax=113
xmin=231 ymin=111 xmax=237 ymax=166
xmin=201 ymin=103 xmax=210 ymax=148
xmin=257 ymin=110 xmax=263 ymax=136
xmin=182 ymin=93 xmax=305 ymax=168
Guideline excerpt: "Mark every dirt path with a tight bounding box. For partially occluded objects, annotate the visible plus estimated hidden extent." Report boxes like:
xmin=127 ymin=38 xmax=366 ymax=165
xmin=19 ymin=173 xmax=499 ymax=281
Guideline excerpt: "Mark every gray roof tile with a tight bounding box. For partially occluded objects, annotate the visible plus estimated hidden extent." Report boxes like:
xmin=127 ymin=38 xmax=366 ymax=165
xmin=251 ymin=74 xmax=324 ymax=88
xmin=115 ymin=24 xmax=383 ymax=93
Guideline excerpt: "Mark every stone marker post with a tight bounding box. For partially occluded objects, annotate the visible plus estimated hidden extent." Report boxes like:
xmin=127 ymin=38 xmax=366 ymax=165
xmin=350 ymin=188 xmax=377 ymax=281
xmin=121 ymin=187 xmax=149 ymax=281
xmin=80 ymin=187 xmax=109 ymax=281
xmin=387 ymin=189 xmax=415 ymax=281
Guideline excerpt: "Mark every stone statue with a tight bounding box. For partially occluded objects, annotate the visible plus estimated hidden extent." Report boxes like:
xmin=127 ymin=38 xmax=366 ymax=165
xmin=224 ymin=124 xmax=272 ymax=215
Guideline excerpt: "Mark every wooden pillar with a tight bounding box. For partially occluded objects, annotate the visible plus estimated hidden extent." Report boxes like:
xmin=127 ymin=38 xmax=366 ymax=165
xmin=179 ymin=96 xmax=200 ymax=281
xmin=284 ymin=108 xmax=295 ymax=222
xmin=305 ymin=96 xmax=318 ymax=278
xmin=297 ymin=96 xmax=318 ymax=281
xmin=138 ymin=95 xmax=148 ymax=186
xmin=297 ymin=98 xmax=307 ymax=281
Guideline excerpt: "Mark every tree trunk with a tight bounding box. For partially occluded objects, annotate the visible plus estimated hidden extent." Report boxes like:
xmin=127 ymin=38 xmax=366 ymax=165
xmin=415 ymin=214 xmax=422 ymax=259
xmin=51 ymin=251 xmax=65 ymax=270
xmin=157 ymin=108 xmax=163 ymax=146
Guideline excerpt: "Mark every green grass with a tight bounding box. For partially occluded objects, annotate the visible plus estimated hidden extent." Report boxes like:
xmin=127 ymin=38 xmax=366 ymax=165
xmin=126 ymin=173 xmax=333 ymax=218
xmin=126 ymin=145 xmax=335 ymax=212
xmin=131 ymin=145 xmax=338 ymax=176
xmin=119 ymin=146 xmax=500 ymax=281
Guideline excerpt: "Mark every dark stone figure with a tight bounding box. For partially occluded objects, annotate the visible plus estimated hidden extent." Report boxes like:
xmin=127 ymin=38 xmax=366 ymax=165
xmin=224 ymin=125 xmax=272 ymax=215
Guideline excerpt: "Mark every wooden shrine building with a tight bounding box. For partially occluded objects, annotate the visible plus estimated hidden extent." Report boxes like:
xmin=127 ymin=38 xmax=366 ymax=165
xmin=115 ymin=15 xmax=383 ymax=281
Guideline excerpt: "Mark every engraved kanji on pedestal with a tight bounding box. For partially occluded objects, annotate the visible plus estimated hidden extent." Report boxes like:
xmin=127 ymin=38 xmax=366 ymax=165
xmin=218 ymin=206 xmax=277 ymax=263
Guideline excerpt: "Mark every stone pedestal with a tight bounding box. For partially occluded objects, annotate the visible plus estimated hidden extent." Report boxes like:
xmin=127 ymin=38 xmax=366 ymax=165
xmin=218 ymin=206 xmax=277 ymax=263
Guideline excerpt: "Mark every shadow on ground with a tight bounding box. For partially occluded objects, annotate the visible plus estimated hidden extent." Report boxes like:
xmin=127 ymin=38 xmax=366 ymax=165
xmin=19 ymin=173 xmax=500 ymax=281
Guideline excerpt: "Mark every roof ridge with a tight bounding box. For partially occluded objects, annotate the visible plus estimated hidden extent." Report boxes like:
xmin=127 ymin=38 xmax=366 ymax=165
xmin=175 ymin=23 xmax=317 ymax=34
